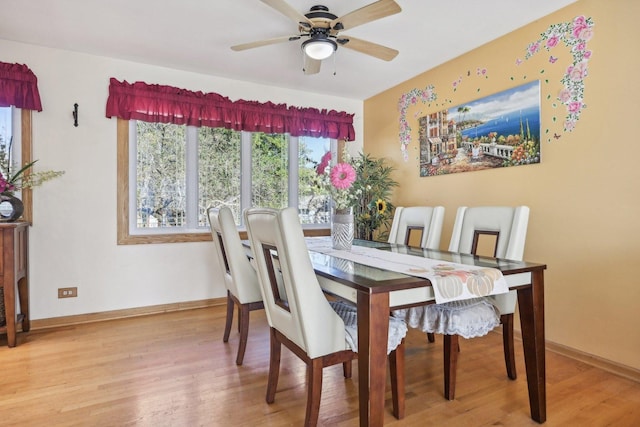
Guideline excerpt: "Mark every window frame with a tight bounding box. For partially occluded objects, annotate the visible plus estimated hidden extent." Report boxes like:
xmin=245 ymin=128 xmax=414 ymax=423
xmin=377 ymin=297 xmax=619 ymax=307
xmin=22 ymin=110 xmax=33 ymax=223
xmin=116 ymin=119 xmax=331 ymax=245
xmin=1 ymin=108 xmax=34 ymax=224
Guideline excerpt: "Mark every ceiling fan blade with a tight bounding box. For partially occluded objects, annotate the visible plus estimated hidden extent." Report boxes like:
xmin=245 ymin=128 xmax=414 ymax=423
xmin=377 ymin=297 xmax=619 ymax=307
xmin=338 ymin=36 xmax=399 ymax=61
xmin=303 ymin=55 xmax=321 ymax=75
xmin=231 ymin=35 xmax=299 ymax=51
xmin=260 ymin=0 xmax=314 ymax=28
xmin=330 ymin=0 xmax=401 ymax=31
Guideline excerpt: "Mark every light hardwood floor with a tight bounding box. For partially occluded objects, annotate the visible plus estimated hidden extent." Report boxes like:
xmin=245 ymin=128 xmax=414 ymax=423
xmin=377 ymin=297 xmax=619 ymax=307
xmin=1 ymin=306 xmax=639 ymax=426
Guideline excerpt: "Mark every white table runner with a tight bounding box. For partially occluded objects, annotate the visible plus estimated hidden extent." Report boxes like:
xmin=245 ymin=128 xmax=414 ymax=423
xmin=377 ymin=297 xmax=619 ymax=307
xmin=306 ymin=237 xmax=509 ymax=304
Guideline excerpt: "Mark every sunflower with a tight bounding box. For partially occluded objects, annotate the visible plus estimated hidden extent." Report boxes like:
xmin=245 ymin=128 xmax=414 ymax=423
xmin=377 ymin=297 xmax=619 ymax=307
xmin=376 ymin=199 xmax=387 ymax=214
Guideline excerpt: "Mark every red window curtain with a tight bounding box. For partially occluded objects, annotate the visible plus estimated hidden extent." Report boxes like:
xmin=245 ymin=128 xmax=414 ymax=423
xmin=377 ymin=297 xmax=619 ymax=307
xmin=0 ymin=61 xmax=43 ymax=111
xmin=105 ymin=78 xmax=233 ymax=128
xmin=105 ymin=78 xmax=355 ymax=141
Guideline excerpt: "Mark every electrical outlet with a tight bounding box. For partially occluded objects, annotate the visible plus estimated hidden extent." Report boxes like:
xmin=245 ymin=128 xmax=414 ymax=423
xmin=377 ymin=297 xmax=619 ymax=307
xmin=58 ymin=287 xmax=78 ymax=298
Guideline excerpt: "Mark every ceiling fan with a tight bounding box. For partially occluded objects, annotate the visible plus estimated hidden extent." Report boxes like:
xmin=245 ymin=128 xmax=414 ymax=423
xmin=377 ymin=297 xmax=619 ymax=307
xmin=231 ymin=0 xmax=402 ymax=75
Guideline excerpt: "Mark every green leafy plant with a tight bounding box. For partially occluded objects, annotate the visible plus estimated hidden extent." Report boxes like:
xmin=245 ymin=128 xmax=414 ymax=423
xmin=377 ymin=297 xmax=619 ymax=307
xmin=316 ymin=150 xmax=398 ymax=240
xmin=350 ymin=153 xmax=398 ymax=241
xmin=0 ymin=136 xmax=64 ymax=194
xmin=316 ymin=149 xmax=357 ymax=211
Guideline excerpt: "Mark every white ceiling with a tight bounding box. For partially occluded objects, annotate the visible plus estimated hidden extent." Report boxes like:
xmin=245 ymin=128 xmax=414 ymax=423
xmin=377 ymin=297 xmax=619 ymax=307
xmin=1 ymin=0 xmax=577 ymax=100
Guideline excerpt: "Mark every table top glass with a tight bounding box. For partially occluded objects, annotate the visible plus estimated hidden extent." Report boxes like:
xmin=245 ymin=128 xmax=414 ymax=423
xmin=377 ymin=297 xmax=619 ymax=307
xmin=309 ymin=238 xmax=546 ymax=294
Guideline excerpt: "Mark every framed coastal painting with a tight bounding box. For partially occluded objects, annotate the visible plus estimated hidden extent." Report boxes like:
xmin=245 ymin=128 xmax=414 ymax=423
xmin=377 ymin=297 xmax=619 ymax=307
xmin=419 ymin=80 xmax=541 ymax=177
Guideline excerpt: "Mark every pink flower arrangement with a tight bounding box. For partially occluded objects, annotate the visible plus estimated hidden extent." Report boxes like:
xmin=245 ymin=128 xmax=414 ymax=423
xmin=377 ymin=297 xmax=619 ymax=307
xmin=0 ymin=137 xmax=65 ymax=194
xmin=317 ymin=151 xmax=331 ymax=175
xmin=316 ymin=151 xmax=357 ymax=210
xmin=0 ymin=159 xmax=64 ymax=194
xmin=0 ymin=174 xmax=15 ymax=193
xmin=330 ymin=163 xmax=356 ymax=190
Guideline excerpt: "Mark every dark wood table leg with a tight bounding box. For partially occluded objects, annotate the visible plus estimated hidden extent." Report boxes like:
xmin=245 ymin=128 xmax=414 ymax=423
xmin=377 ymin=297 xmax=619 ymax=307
xmin=517 ymin=269 xmax=546 ymax=423
xmin=357 ymin=291 xmax=390 ymax=427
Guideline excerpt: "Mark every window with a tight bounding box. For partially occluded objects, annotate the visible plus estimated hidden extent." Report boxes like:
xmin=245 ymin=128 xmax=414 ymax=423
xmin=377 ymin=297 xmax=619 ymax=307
xmin=0 ymin=106 xmax=33 ymax=223
xmin=0 ymin=107 xmax=11 ymax=151
xmin=120 ymin=119 xmax=334 ymax=243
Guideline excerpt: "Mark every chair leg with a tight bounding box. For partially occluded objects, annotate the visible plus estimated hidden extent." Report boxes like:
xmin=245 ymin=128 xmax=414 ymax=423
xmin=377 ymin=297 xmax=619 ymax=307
xmin=306 ymin=358 xmax=323 ymax=427
xmin=389 ymin=340 xmax=406 ymax=419
xmin=501 ymin=313 xmax=517 ymax=380
xmin=223 ymin=292 xmax=234 ymax=343
xmin=266 ymin=328 xmax=281 ymax=404
xmin=443 ymin=334 xmax=459 ymax=400
xmin=427 ymin=332 xmax=435 ymax=343
xmin=236 ymin=304 xmax=250 ymax=365
xmin=342 ymin=360 xmax=352 ymax=378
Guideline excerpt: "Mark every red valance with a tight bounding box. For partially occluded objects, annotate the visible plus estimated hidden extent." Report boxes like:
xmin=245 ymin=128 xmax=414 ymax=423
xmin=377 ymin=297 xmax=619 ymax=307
xmin=105 ymin=78 xmax=355 ymax=141
xmin=0 ymin=62 xmax=43 ymax=111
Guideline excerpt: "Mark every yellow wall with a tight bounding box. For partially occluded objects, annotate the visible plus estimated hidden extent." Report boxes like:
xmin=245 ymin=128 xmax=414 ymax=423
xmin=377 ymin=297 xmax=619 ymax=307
xmin=364 ymin=0 xmax=640 ymax=371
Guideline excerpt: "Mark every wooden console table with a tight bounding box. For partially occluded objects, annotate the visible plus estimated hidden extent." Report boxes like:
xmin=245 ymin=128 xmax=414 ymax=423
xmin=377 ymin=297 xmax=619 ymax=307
xmin=0 ymin=221 xmax=29 ymax=347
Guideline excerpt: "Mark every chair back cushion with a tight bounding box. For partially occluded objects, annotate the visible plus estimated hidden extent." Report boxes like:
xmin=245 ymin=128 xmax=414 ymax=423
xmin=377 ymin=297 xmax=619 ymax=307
xmin=448 ymin=206 xmax=529 ymax=260
xmin=388 ymin=206 xmax=445 ymax=249
xmin=447 ymin=206 xmax=529 ymax=315
xmin=207 ymin=207 xmax=262 ymax=304
xmin=245 ymin=207 xmax=347 ymax=359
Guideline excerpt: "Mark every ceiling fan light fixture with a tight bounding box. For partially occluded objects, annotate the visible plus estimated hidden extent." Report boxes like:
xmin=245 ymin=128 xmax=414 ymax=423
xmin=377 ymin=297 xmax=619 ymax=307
xmin=302 ymin=38 xmax=337 ymax=60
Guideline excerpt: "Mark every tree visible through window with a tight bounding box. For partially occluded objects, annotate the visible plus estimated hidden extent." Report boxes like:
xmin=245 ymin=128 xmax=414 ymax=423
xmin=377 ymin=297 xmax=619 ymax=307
xmin=299 ymin=137 xmax=331 ymax=225
xmin=251 ymin=132 xmax=288 ymax=211
xmin=136 ymin=122 xmax=186 ymax=228
xmin=130 ymin=121 xmax=332 ymax=235
xmin=198 ymin=126 xmax=241 ymax=224
xmin=0 ymin=108 xmax=10 ymax=153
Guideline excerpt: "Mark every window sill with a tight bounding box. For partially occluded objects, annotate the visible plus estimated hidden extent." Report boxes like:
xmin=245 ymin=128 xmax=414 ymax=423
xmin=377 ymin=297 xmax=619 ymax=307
xmin=117 ymin=227 xmax=330 ymax=245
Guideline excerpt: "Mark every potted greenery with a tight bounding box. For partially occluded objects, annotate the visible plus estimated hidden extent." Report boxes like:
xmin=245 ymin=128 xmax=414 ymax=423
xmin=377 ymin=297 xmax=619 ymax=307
xmin=350 ymin=153 xmax=398 ymax=241
xmin=316 ymin=150 xmax=398 ymax=243
xmin=0 ymin=136 xmax=64 ymax=221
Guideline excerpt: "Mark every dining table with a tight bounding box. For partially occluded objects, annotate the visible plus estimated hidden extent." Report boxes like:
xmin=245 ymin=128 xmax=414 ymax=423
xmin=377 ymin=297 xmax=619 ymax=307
xmin=305 ymin=238 xmax=548 ymax=427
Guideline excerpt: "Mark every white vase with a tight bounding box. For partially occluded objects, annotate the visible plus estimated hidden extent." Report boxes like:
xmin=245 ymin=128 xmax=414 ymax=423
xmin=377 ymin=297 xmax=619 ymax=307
xmin=331 ymin=207 xmax=354 ymax=251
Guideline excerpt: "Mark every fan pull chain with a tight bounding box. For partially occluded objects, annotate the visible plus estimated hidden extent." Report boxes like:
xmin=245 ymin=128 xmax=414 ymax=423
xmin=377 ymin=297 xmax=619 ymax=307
xmin=333 ymin=50 xmax=337 ymax=76
xmin=302 ymin=50 xmax=306 ymax=73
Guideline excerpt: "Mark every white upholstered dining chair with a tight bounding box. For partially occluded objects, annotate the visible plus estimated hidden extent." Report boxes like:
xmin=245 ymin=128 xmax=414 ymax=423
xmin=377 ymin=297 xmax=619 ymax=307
xmin=396 ymin=206 xmax=529 ymax=400
xmin=207 ymin=207 xmax=264 ymax=366
xmin=244 ymin=207 xmax=408 ymax=426
xmin=389 ymin=206 xmax=444 ymax=342
xmin=388 ymin=206 xmax=445 ymax=249
xmin=442 ymin=206 xmax=529 ymax=398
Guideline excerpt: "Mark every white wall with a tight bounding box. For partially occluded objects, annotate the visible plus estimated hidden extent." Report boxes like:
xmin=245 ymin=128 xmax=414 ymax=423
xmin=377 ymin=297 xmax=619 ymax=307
xmin=0 ymin=39 xmax=363 ymax=320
